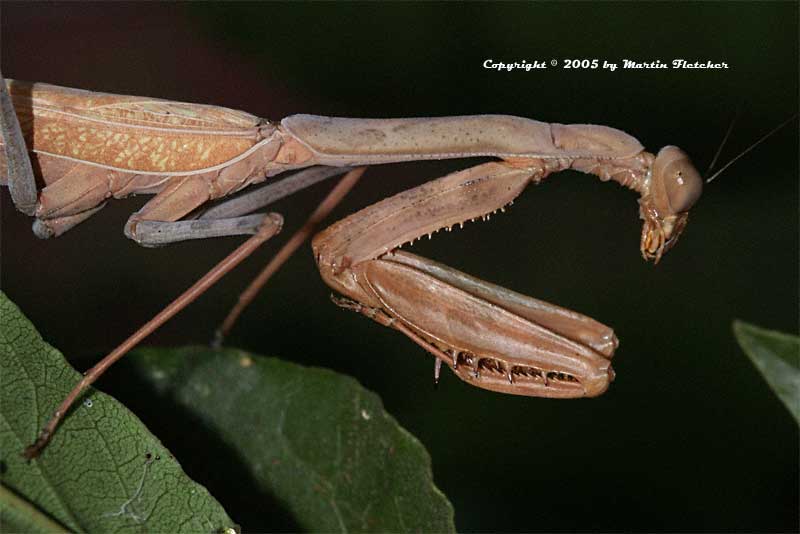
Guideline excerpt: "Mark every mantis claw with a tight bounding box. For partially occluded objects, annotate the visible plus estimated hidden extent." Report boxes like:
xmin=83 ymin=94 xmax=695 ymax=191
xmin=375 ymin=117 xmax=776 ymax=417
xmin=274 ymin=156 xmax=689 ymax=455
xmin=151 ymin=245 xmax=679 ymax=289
xmin=314 ymin=158 xmax=629 ymax=398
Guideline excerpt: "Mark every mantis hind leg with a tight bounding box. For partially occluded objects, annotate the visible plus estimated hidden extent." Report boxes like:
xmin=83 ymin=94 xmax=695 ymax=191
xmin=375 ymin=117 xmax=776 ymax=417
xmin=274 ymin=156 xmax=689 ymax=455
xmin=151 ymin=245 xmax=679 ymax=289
xmin=1 ymin=151 xmax=116 ymax=238
xmin=30 ymin=159 xmax=154 ymax=238
xmin=126 ymin=166 xmax=354 ymax=247
xmin=122 ymin=173 xmax=264 ymax=247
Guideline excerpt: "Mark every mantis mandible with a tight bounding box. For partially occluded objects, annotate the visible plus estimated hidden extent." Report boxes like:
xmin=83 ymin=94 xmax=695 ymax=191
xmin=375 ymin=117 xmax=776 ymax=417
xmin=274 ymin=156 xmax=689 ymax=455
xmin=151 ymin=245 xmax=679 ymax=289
xmin=1 ymin=75 xmax=704 ymax=457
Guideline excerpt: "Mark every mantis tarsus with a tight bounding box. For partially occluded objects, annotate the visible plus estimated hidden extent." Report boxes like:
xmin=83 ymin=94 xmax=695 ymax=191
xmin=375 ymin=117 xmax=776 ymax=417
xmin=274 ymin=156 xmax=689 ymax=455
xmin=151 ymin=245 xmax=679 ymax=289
xmin=1 ymin=75 xmax=705 ymax=458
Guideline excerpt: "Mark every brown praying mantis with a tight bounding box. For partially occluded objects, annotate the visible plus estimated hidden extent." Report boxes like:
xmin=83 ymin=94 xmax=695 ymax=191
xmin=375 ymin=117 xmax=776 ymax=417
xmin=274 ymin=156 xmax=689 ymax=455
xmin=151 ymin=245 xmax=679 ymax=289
xmin=1 ymin=74 xmax=706 ymax=458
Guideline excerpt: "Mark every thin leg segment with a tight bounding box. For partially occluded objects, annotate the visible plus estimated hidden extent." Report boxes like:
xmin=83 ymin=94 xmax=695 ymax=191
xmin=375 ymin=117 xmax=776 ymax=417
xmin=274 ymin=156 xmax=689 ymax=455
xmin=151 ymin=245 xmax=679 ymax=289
xmin=0 ymin=70 xmax=37 ymax=215
xmin=133 ymin=213 xmax=282 ymax=246
xmin=199 ymin=166 xmax=354 ymax=220
xmin=23 ymin=213 xmax=283 ymax=460
xmin=214 ymin=167 xmax=365 ymax=343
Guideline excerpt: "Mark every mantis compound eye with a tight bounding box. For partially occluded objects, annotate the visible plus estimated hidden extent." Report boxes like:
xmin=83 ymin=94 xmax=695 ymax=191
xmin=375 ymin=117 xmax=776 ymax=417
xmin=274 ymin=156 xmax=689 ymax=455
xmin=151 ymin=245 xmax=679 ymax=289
xmin=652 ymin=146 xmax=703 ymax=216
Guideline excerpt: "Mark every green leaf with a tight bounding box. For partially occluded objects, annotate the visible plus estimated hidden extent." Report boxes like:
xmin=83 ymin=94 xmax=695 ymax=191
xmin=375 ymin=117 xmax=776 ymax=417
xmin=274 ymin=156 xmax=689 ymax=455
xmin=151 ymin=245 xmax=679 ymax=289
xmin=0 ymin=291 xmax=453 ymax=532
xmin=123 ymin=346 xmax=455 ymax=533
xmin=733 ymin=320 xmax=800 ymax=424
xmin=0 ymin=292 xmax=235 ymax=533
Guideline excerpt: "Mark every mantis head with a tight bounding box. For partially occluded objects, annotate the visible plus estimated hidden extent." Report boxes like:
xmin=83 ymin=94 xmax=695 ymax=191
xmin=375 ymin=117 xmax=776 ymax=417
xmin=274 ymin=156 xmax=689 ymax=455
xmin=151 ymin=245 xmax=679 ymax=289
xmin=641 ymin=145 xmax=703 ymax=262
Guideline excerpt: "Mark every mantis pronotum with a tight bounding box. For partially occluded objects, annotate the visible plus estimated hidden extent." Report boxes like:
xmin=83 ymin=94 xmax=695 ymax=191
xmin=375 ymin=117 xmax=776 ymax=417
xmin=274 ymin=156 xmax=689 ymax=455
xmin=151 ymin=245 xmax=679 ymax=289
xmin=1 ymin=76 xmax=704 ymax=457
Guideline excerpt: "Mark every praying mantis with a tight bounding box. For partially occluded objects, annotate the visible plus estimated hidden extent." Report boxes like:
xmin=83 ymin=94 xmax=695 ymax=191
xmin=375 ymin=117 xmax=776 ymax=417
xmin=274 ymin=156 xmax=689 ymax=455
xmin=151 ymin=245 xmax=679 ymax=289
xmin=1 ymin=74 xmax=704 ymax=458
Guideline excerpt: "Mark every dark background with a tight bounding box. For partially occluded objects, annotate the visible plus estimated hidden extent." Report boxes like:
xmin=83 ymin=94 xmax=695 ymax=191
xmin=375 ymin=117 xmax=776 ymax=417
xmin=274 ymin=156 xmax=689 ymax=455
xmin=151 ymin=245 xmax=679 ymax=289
xmin=2 ymin=3 xmax=797 ymax=532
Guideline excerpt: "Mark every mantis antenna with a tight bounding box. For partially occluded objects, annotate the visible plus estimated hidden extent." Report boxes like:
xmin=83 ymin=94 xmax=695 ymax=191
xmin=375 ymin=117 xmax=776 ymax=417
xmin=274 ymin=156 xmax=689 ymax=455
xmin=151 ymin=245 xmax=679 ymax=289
xmin=706 ymin=114 xmax=797 ymax=184
xmin=705 ymin=105 xmax=741 ymax=177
